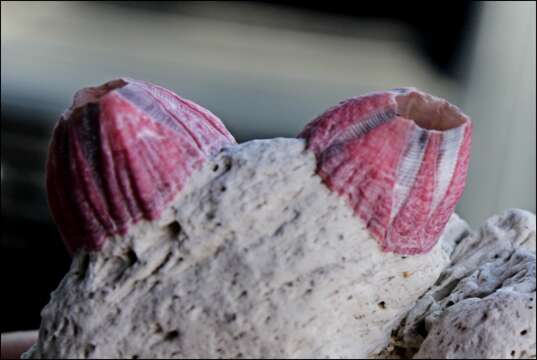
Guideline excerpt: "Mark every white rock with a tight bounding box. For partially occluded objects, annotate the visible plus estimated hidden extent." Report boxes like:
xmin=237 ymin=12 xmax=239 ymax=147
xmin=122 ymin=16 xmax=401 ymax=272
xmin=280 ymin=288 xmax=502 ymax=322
xmin=23 ymin=139 xmax=466 ymax=359
xmin=383 ymin=209 xmax=536 ymax=359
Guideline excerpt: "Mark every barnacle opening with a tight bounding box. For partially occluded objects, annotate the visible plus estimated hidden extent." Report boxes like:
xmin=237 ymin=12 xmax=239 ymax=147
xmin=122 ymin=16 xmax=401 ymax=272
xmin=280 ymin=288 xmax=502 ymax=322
xmin=61 ymin=79 xmax=128 ymax=120
xmin=395 ymin=89 xmax=468 ymax=131
xmin=69 ymin=79 xmax=128 ymax=113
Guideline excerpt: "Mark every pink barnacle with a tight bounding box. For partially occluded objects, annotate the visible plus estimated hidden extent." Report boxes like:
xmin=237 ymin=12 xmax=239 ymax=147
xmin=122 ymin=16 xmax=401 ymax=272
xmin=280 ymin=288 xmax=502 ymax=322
xmin=298 ymin=88 xmax=472 ymax=255
xmin=47 ymin=78 xmax=236 ymax=254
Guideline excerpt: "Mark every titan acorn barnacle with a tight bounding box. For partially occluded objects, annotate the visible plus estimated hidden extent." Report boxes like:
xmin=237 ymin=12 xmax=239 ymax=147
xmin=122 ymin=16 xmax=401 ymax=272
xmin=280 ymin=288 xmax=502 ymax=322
xmin=298 ymin=88 xmax=472 ymax=254
xmin=46 ymin=78 xmax=236 ymax=253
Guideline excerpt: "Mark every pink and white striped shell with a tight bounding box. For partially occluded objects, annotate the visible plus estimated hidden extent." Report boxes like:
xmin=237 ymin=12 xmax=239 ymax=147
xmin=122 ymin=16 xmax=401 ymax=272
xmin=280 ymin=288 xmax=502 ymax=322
xmin=46 ymin=78 xmax=236 ymax=253
xmin=47 ymin=81 xmax=471 ymax=257
xmin=298 ymin=88 xmax=472 ymax=254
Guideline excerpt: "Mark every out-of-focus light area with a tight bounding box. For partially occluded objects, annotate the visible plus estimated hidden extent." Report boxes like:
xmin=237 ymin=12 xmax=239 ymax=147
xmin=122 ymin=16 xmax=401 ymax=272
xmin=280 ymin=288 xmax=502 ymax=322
xmin=1 ymin=1 xmax=535 ymax=332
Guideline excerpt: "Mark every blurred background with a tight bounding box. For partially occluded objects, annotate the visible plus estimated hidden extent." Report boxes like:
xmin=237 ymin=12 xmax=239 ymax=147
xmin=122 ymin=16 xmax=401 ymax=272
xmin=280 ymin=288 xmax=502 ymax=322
xmin=1 ymin=1 xmax=535 ymax=332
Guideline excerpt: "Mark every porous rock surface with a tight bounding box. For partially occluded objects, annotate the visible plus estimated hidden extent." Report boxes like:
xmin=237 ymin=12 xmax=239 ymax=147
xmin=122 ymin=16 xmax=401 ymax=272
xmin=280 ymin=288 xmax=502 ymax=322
xmin=23 ymin=139 xmax=469 ymax=359
xmin=380 ymin=209 xmax=536 ymax=359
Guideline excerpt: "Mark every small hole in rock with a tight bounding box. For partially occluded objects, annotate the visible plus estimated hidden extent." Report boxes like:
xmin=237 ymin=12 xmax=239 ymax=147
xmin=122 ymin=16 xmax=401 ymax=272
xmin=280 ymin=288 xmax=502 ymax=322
xmin=213 ymin=164 xmax=219 ymax=172
xmin=446 ymin=301 xmax=455 ymax=307
xmin=84 ymin=344 xmax=96 ymax=357
xmin=520 ymin=329 xmax=528 ymax=335
xmin=378 ymin=301 xmax=386 ymax=309
xmin=511 ymin=350 xmax=516 ymax=356
xmin=165 ymin=330 xmax=180 ymax=341
xmin=126 ymin=249 xmax=138 ymax=266
xmin=220 ymin=186 xmax=226 ymax=192
xmin=167 ymin=221 xmax=182 ymax=237
xmin=416 ymin=321 xmax=427 ymax=338
xmin=224 ymin=313 xmax=237 ymax=323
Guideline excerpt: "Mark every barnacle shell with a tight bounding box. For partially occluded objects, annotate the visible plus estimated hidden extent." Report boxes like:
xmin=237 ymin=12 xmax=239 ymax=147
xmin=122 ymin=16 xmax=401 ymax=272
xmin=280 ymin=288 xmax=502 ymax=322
xmin=46 ymin=78 xmax=236 ymax=253
xmin=299 ymin=88 xmax=472 ymax=254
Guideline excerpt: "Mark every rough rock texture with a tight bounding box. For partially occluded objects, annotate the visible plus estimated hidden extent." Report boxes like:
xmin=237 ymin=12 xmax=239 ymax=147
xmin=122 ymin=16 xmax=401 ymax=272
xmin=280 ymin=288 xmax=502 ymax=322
xmin=379 ymin=209 xmax=536 ymax=359
xmin=23 ymin=139 xmax=469 ymax=359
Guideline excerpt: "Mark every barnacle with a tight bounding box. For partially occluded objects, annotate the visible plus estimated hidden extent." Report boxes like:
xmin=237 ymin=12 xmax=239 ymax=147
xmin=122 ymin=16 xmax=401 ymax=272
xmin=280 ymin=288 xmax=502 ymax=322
xmin=299 ymin=88 xmax=472 ymax=254
xmin=46 ymin=78 xmax=236 ymax=253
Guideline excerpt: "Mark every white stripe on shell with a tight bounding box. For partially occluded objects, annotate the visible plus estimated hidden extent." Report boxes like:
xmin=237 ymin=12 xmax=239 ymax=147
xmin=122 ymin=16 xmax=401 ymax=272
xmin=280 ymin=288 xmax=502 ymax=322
xmin=390 ymin=125 xmax=428 ymax=221
xmin=429 ymin=125 xmax=465 ymax=213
